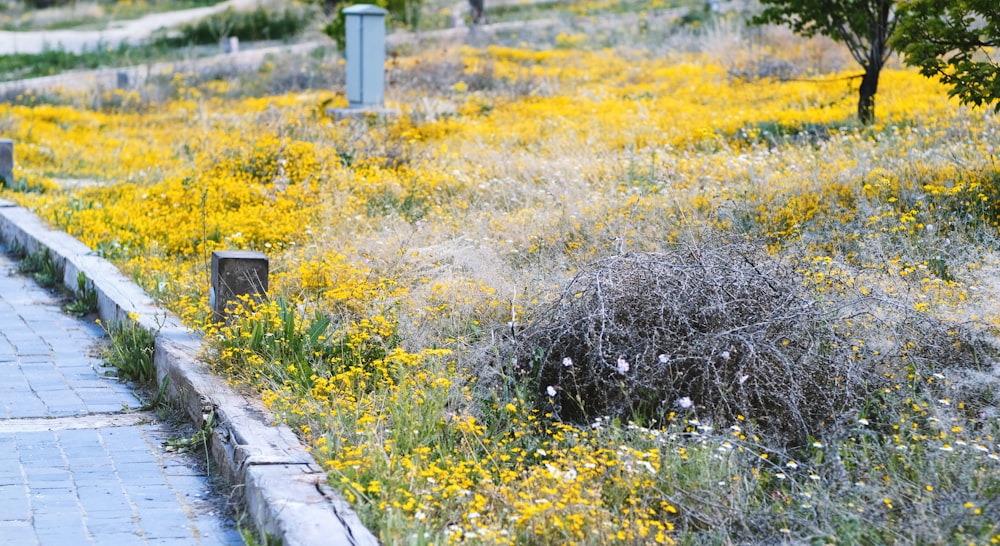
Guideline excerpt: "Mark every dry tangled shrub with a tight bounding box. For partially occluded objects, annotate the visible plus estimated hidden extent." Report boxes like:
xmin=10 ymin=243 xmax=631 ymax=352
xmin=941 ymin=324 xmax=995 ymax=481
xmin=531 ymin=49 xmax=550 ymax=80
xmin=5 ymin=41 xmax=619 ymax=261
xmin=495 ymin=241 xmax=857 ymax=445
xmin=487 ymin=239 xmax=996 ymax=446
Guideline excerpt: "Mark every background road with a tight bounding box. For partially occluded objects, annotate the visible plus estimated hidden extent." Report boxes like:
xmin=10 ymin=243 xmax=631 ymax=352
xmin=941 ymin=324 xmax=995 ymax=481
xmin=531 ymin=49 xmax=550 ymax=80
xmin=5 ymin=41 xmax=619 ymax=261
xmin=0 ymin=0 xmax=259 ymax=55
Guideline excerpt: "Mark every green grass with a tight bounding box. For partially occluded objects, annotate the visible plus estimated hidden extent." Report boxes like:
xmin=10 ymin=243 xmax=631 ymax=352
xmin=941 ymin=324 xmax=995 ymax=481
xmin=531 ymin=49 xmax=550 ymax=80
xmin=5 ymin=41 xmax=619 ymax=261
xmin=0 ymin=42 xmax=184 ymax=83
xmin=64 ymin=271 xmax=99 ymax=317
xmin=101 ymin=315 xmax=157 ymax=385
xmin=149 ymin=3 xmax=315 ymax=47
xmin=16 ymin=246 xmax=61 ymax=289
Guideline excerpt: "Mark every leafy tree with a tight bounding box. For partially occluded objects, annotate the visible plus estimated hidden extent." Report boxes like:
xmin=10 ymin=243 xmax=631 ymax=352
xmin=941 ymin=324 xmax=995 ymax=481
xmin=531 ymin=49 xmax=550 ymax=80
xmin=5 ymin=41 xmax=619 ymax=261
xmin=752 ymin=0 xmax=897 ymax=124
xmin=892 ymin=0 xmax=1000 ymax=112
xmin=319 ymin=0 xmax=424 ymax=50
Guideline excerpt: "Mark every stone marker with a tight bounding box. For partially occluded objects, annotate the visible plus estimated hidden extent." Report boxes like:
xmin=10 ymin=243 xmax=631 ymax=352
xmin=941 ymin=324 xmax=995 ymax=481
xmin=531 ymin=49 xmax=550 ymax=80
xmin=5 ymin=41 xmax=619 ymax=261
xmin=0 ymin=139 xmax=12 ymax=186
xmin=117 ymin=70 xmax=130 ymax=89
xmin=221 ymin=36 xmax=240 ymax=54
xmin=327 ymin=5 xmax=399 ymax=120
xmin=210 ymin=250 xmax=268 ymax=322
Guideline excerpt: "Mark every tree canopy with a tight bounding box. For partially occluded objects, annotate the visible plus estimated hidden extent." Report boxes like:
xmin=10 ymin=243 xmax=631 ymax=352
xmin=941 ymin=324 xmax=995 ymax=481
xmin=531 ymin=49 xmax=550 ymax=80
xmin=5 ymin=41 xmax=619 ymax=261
xmin=752 ymin=0 xmax=897 ymax=124
xmin=319 ymin=0 xmax=424 ymax=50
xmin=892 ymin=0 xmax=1000 ymax=111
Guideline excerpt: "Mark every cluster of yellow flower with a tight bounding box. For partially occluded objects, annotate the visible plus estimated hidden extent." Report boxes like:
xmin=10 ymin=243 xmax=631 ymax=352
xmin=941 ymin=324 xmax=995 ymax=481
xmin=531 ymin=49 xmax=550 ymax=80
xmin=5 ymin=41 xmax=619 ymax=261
xmin=3 ymin=27 xmax=1000 ymax=542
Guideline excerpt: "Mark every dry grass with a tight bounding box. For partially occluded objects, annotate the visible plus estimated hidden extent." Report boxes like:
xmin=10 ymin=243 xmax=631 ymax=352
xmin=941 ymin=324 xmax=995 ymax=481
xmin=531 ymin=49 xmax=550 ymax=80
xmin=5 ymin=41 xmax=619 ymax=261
xmin=8 ymin=5 xmax=1000 ymax=543
xmin=478 ymin=234 xmax=995 ymax=447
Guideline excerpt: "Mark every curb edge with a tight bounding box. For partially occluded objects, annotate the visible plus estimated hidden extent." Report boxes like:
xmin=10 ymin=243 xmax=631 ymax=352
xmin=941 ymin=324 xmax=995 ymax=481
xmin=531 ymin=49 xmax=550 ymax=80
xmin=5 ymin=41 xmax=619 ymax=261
xmin=0 ymin=204 xmax=380 ymax=546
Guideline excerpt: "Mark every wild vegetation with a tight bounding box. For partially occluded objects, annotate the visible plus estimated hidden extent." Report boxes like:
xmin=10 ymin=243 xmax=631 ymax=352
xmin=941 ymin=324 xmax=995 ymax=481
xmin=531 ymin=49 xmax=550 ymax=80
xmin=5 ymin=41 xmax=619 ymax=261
xmin=2 ymin=3 xmax=1000 ymax=544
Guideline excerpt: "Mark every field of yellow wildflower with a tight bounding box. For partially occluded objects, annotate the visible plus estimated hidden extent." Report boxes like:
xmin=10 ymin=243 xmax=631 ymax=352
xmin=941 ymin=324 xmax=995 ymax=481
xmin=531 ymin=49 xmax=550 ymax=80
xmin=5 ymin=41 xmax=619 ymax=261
xmin=3 ymin=7 xmax=1000 ymax=544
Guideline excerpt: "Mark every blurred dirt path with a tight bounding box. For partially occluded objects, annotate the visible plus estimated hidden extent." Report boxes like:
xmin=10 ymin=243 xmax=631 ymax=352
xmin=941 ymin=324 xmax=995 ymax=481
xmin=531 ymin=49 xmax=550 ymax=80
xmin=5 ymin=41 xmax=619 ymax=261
xmin=0 ymin=0 xmax=259 ymax=55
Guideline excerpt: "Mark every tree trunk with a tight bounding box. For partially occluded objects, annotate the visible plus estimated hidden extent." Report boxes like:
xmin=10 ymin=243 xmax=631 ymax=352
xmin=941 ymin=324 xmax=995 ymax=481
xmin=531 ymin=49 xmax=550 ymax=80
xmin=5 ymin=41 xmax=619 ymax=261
xmin=469 ymin=0 xmax=486 ymax=24
xmin=858 ymin=66 xmax=881 ymax=124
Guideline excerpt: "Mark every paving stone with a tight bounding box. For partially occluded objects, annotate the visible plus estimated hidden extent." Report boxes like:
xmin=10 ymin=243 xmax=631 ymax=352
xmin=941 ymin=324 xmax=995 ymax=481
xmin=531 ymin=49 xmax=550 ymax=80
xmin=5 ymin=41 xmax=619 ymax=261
xmin=0 ymin=521 xmax=38 ymax=545
xmin=14 ymin=343 xmax=52 ymax=357
xmin=35 ymin=529 xmax=93 ymax=546
xmin=137 ymin=509 xmax=197 ymax=537
xmin=0 ymin=250 xmax=243 ymax=545
xmin=0 ymin=485 xmax=30 ymax=520
xmin=75 ymin=481 xmax=126 ymax=496
xmin=85 ymin=516 xmax=140 ymax=535
xmin=89 ymin=533 xmax=144 ymax=546
xmin=41 ymin=395 xmax=88 ymax=409
xmin=0 ymin=434 xmax=17 ymax=452
xmin=194 ymin=517 xmax=248 ymax=546
xmin=28 ymin=376 xmax=71 ymax=391
xmin=0 ymin=464 xmax=22 ymax=484
xmin=5 ymin=399 xmax=48 ymax=418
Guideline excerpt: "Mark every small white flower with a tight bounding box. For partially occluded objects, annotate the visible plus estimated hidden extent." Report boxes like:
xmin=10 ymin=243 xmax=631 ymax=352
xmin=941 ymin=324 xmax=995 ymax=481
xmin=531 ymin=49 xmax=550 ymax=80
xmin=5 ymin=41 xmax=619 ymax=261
xmin=786 ymin=460 xmax=798 ymax=469
xmin=546 ymin=385 xmax=557 ymax=397
xmin=938 ymin=399 xmax=951 ymax=406
xmin=858 ymin=418 xmax=870 ymax=426
xmin=658 ymin=354 xmax=670 ymax=364
xmin=616 ymin=356 xmax=630 ymax=375
xmin=562 ymin=357 xmax=573 ymax=367
xmin=940 ymin=444 xmax=954 ymax=452
xmin=676 ymin=396 xmax=693 ymax=409
xmin=738 ymin=374 xmax=749 ymax=385
xmin=809 ymin=474 xmax=820 ymax=481
xmin=812 ymin=441 xmax=824 ymax=448
xmin=775 ymin=472 xmax=786 ymax=480
xmin=720 ymin=350 xmax=731 ymax=361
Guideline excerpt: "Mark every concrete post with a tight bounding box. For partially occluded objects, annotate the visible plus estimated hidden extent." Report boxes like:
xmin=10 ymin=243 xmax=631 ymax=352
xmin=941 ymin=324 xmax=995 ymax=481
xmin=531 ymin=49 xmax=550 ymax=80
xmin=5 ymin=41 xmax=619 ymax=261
xmin=221 ymin=36 xmax=239 ymax=54
xmin=116 ymin=70 xmax=130 ymax=89
xmin=0 ymin=139 xmax=12 ymax=187
xmin=210 ymin=250 xmax=269 ymax=322
xmin=344 ymin=4 xmax=388 ymax=108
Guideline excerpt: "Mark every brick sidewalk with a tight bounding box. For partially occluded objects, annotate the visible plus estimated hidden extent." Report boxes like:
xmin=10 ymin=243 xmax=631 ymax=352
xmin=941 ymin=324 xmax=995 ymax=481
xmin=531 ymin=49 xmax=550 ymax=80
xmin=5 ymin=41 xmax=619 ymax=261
xmin=0 ymin=246 xmax=244 ymax=546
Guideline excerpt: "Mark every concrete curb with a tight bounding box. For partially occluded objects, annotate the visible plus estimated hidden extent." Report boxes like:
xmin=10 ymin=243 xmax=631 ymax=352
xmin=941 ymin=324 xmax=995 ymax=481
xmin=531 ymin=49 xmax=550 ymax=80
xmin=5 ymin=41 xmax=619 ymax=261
xmin=0 ymin=197 xmax=379 ymax=546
